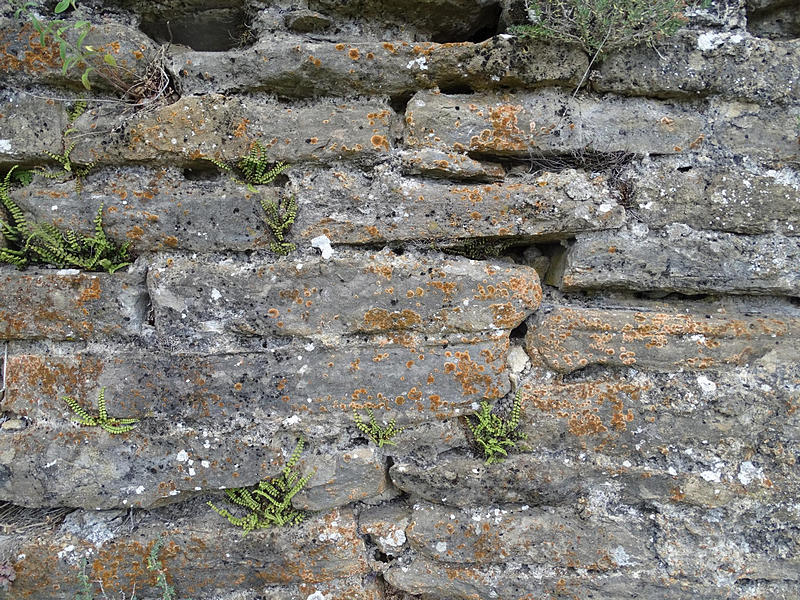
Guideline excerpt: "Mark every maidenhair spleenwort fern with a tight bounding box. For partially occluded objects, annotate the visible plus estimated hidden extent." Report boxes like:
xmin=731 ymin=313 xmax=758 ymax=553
xmin=0 ymin=166 xmax=131 ymax=272
xmin=260 ymin=193 xmax=297 ymax=256
xmin=208 ymin=438 xmax=314 ymax=535
xmin=206 ymin=140 xmax=289 ymax=191
xmin=353 ymin=408 xmax=404 ymax=447
xmin=64 ymin=387 xmax=139 ymax=434
xmin=466 ymin=389 xmax=527 ymax=464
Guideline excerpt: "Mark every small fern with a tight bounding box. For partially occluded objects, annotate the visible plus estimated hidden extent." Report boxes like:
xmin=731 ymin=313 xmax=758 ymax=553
xmin=466 ymin=389 xmax=527 ymax=464
xmin=0 ymin=168 xmax=131 ymax=272
xmin=208 ymin=438 xmax=314 ymax=535
xmin=64 ymin=387 xmax=139 ymax=434
xmin=353 ymin=408 xmax=404 ymax=447
xmin=260 ymin=193 xmax=297 ymax=255
xmin=207 ymin=140 xmax=289 ymax=191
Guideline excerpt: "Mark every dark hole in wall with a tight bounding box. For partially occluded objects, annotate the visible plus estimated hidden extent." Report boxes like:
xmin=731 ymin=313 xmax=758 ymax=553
xmin=746 ymin=0 xmax=800 ymax=40
xmin=431 ymin=1 xmax=502 ymax=42
xmin=509 ymin=321 xmax=527 ymax=340
xmin=140 ymin=5 xmax=252 ymax=51
xmin=388 ymin=91 xmax=414 ymax=116
xmin=183 ymin=164 xmax=219 ymax=181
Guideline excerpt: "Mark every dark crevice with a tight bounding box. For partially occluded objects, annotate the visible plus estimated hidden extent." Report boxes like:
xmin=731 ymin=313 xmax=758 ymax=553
xmin=388 ymin=91 xmax=414 ymax=116
xmin=431 ymin=2 xmax=502 ymax=42
xmin=437 ymin=82 xmax=475 ymax=95
xmin=632 ymin=291 xmax=711 ymax=302
xmin=509 ymin=321 xmax=527 ymax=340
xmin=139 ymin=3 xmax=253 ymax=51
xmin=183 ymin=165 xmax=221 ymax=181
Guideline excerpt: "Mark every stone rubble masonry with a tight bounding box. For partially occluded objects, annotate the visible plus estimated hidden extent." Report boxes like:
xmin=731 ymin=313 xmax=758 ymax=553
xmin=1 ymin=0 xmax=799 ymax=598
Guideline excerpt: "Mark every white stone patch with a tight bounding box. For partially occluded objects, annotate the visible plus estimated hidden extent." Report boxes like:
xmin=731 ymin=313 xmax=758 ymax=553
xmin=0 ymin=139 xmax=12 ymax=152
xmin=311 ymin=234 xmax=334 ymax=259
xmin=176 ymin=449 xmax=189 ymax=462
xmin=210 ymin=288 xmax=222 ymax=301
xmin=201 ymin=460 xmax=210 ymax=468
xmin=738 ymin=460 xmax=763 ymax=485
xmin=597 ymin=202 xmax=613 ymax=214
xmin=406 ymin=56 xmax=429 ymax=70
xmin=307 ymin=592 xmax=328 ymax=600
xmin=188 ymin=467 xmax=196 ymax=476
xmin=611 ymin=545 xmax=634 ymax=566
xmin=435 ymin=541 xmax=448 ymax=553
xmin=697 ymin=374 xmax=717 ymax=394
xmin=379 ymin=528 xmax=406 ymax=548
xmin=135 ymin=485 xmax=145 ymax=495
xmin=700 ymin=470 xmax=721 ymax=483
xmin=57 ymin=545 xmax=76 ymax=559
xmin=283 ymin=414 xmax=301 ymax=426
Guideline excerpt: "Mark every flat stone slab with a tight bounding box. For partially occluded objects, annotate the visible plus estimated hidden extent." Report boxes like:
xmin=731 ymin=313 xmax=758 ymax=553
xmin=623 ymin=158 xmax=800 ymax=235
xmin=560 ymin=225 xmax=800 ymax=295
xmin=0 ymin=91 xmax=66 ymax=162
xmin=4 ymin=502 xmax=369 ymax=598
xmin=0 ymin=264 xmax=147 ymax=341
xmin=169 ymin=35 xmax=587 ymax=97
xmin=1 ymin=330 xmax=513 ymax=508
xmin=147 ymin=249 xmax=542 ymax=345
xmin=293 ymin=167 xmax=626 ymax=245
xmin=403 ymin=89 xmax=709 ymax=157
xmin=525 ymin=304 xmax=800 ymax=373
xmin=595 ymin=31 xmax=800 ymax=105
xmin=406 ymin=500 xmax=654 ymax=569
xmin=69 ymin=94 xmax=395 ymax=167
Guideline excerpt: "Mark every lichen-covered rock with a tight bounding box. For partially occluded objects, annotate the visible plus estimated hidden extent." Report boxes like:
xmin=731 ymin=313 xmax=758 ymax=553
xmin=560 ymin=225 xmax=800 ymax=295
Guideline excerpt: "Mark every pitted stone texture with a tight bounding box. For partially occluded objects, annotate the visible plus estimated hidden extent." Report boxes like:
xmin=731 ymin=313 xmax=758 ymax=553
xmin=407 ymin=501 xmax=654 ymax=569
xmin=0 ymin=19 xmax=159 ymax=93
xmin=654 ymin=503 xmax=800 ymax=585
xmin=293 ymin=167 xmax=625 ymax=245
xmin=0 ymin=263 xmax=147 ymax=340
xmin=4 ymin=503 xmax=369 ymax=598
xmin=595 ymin=31 xmax=800 ymax=105
xmin=385 ymin=557 xmax=789 ymax=600
xmin=169 ymin=35 xmax=587 ymax=97
xmin=560 ymin=225 xmax=800 ymax=295
xmin=147 ymin=249 xmax=542 ymax=344
xmin=525 ymin=304 xmax=800 ymax=373
xmin=10 ymin=167 xmax=284 ymax=253
xmin=0 ymin=92 xmax=66 ymax=162
xmin=69 ymin=94 xmax=394 ymax=167
xmin=404 ymin=89 xmax=708 ymax=158
xmin=622 ymin=158 xmax=800 ymax=235
xmin=359 ymin=503 xmax=411 ymax=556
xmin=1 ymin=331 xmax=511 ymax=508
xmin=399 ymin=149 xmax=506 ymax=181
xmin=709 ymin=100 xmax=800 ymax=163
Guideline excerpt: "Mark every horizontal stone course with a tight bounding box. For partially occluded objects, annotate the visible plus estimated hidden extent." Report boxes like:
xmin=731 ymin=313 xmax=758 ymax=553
xmin=147 ymin=249 xmax=542 ymax=344
xmin=0 ymin=264 xmax=147 ymax=341
xmin=560 ymin=225 xmax=800 ymax=295
xmin=525 ymin=303 xmax=800 ymax=373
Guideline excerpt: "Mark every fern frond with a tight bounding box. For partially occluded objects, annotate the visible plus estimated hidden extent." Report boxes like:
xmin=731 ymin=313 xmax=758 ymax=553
xmin=64 ymin=389 xmax=138 ymax=433
xmin=64 ymin=395 xmax=98 ymax=426
xmin=466 ymin=392 xmax=526 ymax=464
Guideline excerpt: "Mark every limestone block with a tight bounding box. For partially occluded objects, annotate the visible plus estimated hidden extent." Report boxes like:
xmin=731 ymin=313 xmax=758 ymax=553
xmin=406 ymin=501 xmax=655 ymax=569
xmin=147 ymin=249 xmax=542 ymax=344
xmin=0 ymin=330 xmax=512 ymax=508
xmin=69 ymin=94 xmax=394 ymax=167
xmin=293 ymin=167 xmax=626 ymax=245
xmin=525 ymin=304 xmax=800 ymax=373
xmin=403 ymin=89 xmax=708 ymax=158
xmin=4 ymin=502 xmax=369 ymax=598
xmin=399 ymin=149 xmax=506 ymax=180
xmin=595 ymin=31 xmax=800 ymax=105
xmin=359 ymin=502 xmax=411 ymax=556
xmin=622 ymin=158 xmax=800 ymax=235
xmin=169 ymin=35 xmax=587 ymax=97
xmin=560 ymin=225 xmax=800 ymax=295
xmin=0 ymin=19 xmax=159 ymax=93
xmin=0 ymin=263 xmax=147 ymax=340
xmin=709 ymin=99 xmax=800 ymax=163
xmin=0 ymin=92 xmax=65 ymax=162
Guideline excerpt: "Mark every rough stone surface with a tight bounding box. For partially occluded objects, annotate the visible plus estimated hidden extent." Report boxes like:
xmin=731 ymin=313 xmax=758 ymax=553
xmin=560 ymin=225 xmax=800 ymax=295
xmin=1 ymin=0 xmax=800 ymax=598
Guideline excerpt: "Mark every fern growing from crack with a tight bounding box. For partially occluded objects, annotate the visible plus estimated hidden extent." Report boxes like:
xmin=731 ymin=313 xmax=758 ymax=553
xmin=353 ymin=408 xmax=404 ymax=447
xmin=1 ymin=166 xmax=131 ymax=272
xmin=260 ymin=193 xmax=297 ymax=255
xmin=206 ymin=141 xmax=288 ymax=191
xmin=64 ymin=387 xmax=139 ymax=434
xmin=208 ymin=437 xmax=314 ymax=535
xmin=40 ymin=100 xmax=94 ymax=191
xmin=466 ymin=389 xmax=527 ymax=464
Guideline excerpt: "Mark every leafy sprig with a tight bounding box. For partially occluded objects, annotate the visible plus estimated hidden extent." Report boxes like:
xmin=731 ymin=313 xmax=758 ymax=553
xmin=208 ymin=438 xmax=314 ymax=535
xmin=466 ymin=389 xmax=527 ymax=464
xmin=260 ymin=193 xmax=297 ymax=255
xmin=64 ymin=387 xmax=139 ymax=434
xmin=353 ymin=408 xmax=404 ymax=447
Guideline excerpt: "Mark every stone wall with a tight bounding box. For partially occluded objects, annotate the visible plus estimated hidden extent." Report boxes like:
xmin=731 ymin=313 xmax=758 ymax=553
xmin=0 ymin=0 xmax=798 ymax=598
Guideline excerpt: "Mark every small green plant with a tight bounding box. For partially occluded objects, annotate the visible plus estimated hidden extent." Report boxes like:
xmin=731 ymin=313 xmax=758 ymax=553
xmin=466 ymin=389 xmax=527 ymax=464
xmin=353 ymin=408 xmax=404 ymax=447
xmin=0 ymin=166 xmax=132 ymax=272
xmin=260 ymin=193 xmax=297 ymax=255
xmin=64 ymin=387 xmax=139 ymax=434
xmin=11 ymin=0 xmax=119 ymax=90
xmin=72 ymin=536 xmax=185 ymax=600
xmin=40 ymin=100 xmax=94 ymax=188
xmin=511 ymin=0 xmax=689 ymax=56
xmin=206 ymin=141 xmax=289 ymax=191
xmin=208 ymin=438 xmax=314 ymax=535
